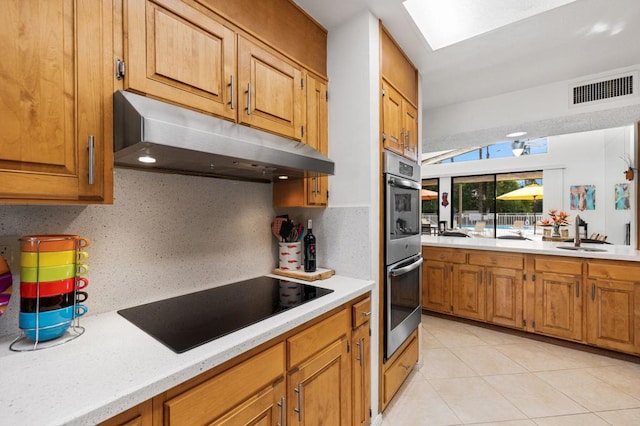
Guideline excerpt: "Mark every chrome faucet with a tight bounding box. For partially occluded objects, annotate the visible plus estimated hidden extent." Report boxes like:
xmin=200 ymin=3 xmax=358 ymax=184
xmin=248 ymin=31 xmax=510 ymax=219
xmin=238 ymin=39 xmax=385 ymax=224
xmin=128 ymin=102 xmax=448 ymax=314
xmin=574 ymin=214 xmax=581 ymax=247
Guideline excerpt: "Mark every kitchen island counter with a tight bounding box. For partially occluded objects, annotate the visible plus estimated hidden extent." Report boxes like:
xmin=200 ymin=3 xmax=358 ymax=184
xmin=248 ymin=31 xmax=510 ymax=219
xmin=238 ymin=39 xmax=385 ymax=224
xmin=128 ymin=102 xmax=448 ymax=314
xmin=0 ymin=274 xmax=374 ymax=426
xmin=422 ymin=235 xmax=640 ymax=262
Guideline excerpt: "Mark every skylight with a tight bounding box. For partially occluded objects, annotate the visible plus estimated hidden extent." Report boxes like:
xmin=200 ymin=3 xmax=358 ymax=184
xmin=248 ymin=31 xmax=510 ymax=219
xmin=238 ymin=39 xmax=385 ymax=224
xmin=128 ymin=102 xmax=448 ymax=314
xmin=402 ymin=0 xmax=577 ymax=50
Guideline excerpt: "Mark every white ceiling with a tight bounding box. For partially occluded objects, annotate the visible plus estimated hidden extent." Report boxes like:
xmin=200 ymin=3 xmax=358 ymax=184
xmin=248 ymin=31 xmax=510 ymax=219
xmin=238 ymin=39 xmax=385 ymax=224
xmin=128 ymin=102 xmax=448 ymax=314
xmin=293 ymin=0 xmax=640 ymax=150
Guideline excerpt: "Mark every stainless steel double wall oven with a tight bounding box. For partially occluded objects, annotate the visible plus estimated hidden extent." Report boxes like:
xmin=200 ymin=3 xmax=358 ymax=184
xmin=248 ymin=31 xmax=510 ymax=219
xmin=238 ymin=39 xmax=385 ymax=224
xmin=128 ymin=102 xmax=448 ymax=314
xmin=384 ymin=151 xmax=423 ymax=360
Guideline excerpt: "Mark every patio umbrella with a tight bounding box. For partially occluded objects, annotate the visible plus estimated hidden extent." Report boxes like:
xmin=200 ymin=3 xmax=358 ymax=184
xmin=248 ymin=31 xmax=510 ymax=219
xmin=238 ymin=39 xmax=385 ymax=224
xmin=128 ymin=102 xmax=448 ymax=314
xmin=421 ymin=189 xmax=438 ymax=200
xmin=496 ymin=184 xmax=543 ymax=201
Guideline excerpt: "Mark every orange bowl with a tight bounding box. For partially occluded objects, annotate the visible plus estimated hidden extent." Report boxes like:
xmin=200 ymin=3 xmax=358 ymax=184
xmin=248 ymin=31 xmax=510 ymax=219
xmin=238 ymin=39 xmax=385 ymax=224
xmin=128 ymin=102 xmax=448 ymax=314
xmin=20 ymin=235 xmax=90 ymax=253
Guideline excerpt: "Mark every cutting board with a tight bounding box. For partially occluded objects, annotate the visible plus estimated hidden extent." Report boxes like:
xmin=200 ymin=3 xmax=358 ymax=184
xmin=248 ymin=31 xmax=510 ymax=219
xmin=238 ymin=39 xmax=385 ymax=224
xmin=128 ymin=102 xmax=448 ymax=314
xmin=272 ymin=267 xmax=335 ymax=281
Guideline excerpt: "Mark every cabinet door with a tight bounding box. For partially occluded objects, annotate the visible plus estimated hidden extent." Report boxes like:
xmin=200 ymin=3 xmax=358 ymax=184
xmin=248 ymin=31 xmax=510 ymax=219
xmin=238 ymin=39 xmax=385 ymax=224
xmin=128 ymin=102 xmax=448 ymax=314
xmin=288 ymin=337 xmax=350 ymax=425
xmin=534 ymin=272 xmax=582 ymax=341
xmin=125 ymin=0 xmax=236 ymax=120
xmin=99 ymin=399 xmax=152 ymax=426
xmin=352 ymin=322 xmax=370 ymax=426
xmin=452 ymin=264 xmax=486 ymax=321
xmin=486 ymin=267 xmax=523 ymax=329
xmin=0 ymin=0 xmax=112 ymax=203
xmin=422 ymin=260 xmax=452 ymax=313
xmin=213 ymin=379 xmax=286 ymax=426
xmin=586 ymin=278 xmax=639 ymax=354
xmin=305 ymin=74 xmax=328 ymax=206
xmin=381 ymin=80 xmax=404 ymax=156
xmin=238 ymin=35 xmax=303 ymax=140
xmin=402 ymin=101 xmax=419 ymax=161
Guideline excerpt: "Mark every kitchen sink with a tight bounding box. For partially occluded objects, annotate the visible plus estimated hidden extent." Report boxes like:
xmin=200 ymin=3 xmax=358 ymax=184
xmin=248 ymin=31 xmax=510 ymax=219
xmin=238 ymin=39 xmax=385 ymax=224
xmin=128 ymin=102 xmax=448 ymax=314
xmin=556 ymin=246 xmax=608 ymax=252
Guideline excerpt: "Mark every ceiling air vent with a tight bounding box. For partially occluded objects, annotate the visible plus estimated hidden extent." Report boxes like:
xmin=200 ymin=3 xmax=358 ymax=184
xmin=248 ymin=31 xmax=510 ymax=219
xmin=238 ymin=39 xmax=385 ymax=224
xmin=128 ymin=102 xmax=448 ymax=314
xmin=571 ymin=72 xmax=636 ymax=106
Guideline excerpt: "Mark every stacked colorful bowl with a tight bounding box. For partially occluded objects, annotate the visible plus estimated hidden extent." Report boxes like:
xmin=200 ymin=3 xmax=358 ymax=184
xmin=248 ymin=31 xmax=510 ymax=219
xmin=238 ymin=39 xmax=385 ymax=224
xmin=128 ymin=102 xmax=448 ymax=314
xmin=19 ymin=235 xmax=90 ymax=342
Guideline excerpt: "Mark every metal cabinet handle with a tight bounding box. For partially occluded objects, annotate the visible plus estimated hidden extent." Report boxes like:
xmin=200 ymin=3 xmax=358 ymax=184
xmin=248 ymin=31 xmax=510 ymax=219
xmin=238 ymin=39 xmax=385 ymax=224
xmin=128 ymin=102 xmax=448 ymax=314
xmin=362 ymin=311 xmax=371 ymax=317
xmin=228 ymin=75 xmax=235 ymax=110
xmin=87 ymin=136 xmax=95 ymax=185
xmin=400 ymin=128 xmax=406 ymax=148
xmin=576 ymin=280 xmax=580 ymax=298
xmin=591 ymin=283 xmax=596 ymax=300
xmin=277 ymin=396 xmax=285 ymax=426
xmin=356 ymin=337 xmax=362 ymax=366
xmin=245 ymin=82 xmax=251 ymax=115
xmin=293 ymin=384 xmax=303 ymax=422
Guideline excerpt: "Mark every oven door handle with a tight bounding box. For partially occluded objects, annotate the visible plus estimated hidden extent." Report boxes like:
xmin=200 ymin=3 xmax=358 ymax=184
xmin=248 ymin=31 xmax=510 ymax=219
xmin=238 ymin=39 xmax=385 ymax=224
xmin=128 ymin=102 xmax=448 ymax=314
xmin=388 ymin=176 xmax=421 ymax=191
xmin=390 ymin=257 xmax=423 ymax=277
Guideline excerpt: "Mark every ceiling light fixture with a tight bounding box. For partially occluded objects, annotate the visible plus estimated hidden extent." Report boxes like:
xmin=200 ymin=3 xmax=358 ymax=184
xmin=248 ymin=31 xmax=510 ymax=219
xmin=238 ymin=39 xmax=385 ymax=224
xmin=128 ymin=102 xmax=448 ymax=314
xmin=512 ymin=141 xmax=525 ymax=157
xmin=506 ymin=131 xmax=527 ymax=138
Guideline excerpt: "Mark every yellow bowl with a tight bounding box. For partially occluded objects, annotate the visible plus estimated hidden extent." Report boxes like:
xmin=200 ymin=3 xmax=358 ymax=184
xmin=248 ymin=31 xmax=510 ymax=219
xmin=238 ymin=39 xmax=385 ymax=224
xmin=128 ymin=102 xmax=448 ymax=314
xmin=21 ymin=250 xmax=88 ymax=268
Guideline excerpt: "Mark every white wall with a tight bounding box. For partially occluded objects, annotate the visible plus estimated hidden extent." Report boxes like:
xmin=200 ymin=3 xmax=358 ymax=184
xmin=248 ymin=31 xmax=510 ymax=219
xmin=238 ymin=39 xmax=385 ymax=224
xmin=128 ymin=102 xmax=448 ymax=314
xmin=424 ymin=65 xmax=640 ymax=144
xmin=326 ymin=9 xmax=383 ymax=418
xmin=423 ymin=126 xmax=636 ymax=245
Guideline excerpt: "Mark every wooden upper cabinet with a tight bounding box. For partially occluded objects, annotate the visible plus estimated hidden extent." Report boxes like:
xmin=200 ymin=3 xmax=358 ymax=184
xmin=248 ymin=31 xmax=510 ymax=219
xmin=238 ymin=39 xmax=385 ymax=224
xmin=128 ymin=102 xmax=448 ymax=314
xmin=403 ymin=102 xmax=419 ymax=162
xmin=271 ymin=73 xmax=328 ymax=208
xmin=381 ymin=80 xmax=405 ymax=157
xmin=0 ymin=0 xmax=113 ymax=203
xmin=238 ymin=35 xmax=304 ymax=140
xmin=124 ymin=0 xmax=236 ymax=120
xmin=380 ymin=24 xmax=417 ymax=106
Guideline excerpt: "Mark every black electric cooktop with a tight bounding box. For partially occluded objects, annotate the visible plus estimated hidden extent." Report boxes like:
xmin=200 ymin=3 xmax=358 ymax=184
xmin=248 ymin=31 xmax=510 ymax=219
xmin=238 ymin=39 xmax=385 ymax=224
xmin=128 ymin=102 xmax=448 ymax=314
xmin=117 ymin=276 xmax=333 ymax=353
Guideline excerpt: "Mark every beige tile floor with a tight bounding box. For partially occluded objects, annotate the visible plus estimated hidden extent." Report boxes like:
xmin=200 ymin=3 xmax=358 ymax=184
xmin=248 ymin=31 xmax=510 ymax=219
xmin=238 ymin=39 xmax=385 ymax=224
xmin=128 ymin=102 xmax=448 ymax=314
xmin=381 ymin=314 xmax=640 ymax=425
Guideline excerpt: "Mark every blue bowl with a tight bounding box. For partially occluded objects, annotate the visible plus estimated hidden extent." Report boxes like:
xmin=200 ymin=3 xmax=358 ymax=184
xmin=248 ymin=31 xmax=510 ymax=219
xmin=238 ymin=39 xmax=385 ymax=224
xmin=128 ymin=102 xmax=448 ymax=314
xmin=23 ymin=322 xmax=71 ymax=341
xmin=19 ymin=305 xmax=87 ymax=341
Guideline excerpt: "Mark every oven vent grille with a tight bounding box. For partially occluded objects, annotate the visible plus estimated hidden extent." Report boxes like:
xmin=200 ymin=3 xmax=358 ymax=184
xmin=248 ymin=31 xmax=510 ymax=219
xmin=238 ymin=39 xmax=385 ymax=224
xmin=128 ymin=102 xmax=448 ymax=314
xmin=572 ymin=74 xmax=634 ymax=105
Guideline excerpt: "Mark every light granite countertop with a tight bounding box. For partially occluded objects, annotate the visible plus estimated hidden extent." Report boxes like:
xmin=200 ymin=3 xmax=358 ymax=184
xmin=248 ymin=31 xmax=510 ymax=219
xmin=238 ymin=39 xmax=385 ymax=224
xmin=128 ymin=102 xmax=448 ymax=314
xmin=422 ymin=235 xmax=640 ymax=262
xmin=0 ymin=274 xmax=374 ymax=426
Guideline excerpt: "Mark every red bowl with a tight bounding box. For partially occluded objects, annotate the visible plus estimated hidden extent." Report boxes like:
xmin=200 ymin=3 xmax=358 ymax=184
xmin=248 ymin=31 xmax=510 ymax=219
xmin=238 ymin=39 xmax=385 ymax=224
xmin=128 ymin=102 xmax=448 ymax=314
xmin=20 ymin=277 xmax=88 ymax=298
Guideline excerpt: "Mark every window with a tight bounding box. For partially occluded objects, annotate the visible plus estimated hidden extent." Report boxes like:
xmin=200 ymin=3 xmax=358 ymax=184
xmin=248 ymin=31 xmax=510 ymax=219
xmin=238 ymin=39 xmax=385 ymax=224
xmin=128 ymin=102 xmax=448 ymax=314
xmin=450 ymin=171 xmax=543 ymax=238
xmin=421 ymin=178 xmax=438 ymax=234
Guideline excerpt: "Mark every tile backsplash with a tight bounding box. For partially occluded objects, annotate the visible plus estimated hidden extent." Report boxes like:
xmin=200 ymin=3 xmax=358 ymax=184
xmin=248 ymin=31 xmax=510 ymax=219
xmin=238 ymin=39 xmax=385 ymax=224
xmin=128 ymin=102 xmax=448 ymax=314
xmin=0 ymin=169 xmax=373 ymax=338
xmin=0 ymin=169 xmax=276 ymax=337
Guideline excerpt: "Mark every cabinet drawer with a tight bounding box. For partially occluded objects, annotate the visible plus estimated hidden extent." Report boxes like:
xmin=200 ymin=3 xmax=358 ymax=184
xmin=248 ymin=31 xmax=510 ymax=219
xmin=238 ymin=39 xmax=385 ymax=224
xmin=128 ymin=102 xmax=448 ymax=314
xmin=588 ymin=261 xmax=640 ymax=281
xmin=423 ymin=247 xmax=466 ymax=264
xmin=163 ymin=343 xmax=285 ymax=425
xmin=535 ymin=256 xmax=583 ymax=275
xmin=468 ymin=252 xmax=523 ymax=269
xmin=352 ymin=297 xmax=372 ymax=328
xmin=287 ymin=309 xmax=349 ymax=368
xmin=383 ymin=332 xmax=418 ymax=406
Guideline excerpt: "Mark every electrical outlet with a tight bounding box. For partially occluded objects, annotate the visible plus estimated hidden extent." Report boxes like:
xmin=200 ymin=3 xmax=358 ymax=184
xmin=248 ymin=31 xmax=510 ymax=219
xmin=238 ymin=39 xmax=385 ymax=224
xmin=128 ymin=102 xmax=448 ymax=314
xmin=0 ymin=235 xmax=20 ymax=271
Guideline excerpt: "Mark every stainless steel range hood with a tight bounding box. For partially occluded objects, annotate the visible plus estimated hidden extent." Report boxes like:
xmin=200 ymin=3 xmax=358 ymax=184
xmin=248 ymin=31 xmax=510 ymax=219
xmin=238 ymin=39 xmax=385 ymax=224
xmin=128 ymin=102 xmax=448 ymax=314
xmin=113 ymin=90 xmax=334 ymax=183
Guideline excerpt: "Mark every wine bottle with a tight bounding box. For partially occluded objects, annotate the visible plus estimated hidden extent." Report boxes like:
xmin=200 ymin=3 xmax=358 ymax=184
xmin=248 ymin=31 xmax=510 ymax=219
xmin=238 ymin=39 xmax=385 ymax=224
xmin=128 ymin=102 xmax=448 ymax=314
xmin=304 ymin=219 xmax=316 ymax=272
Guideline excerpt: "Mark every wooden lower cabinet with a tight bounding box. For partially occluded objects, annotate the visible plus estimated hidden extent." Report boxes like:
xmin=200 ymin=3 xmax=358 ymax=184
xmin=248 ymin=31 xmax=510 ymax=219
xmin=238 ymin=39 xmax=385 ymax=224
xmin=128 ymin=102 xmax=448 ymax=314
xmin=420 ymin=248 xmax=640 ymax=357
xmin=287 ymin=337 xmax=350 ymax=425
xmin=421 ymin=247 xmax=466 ymax=314
xmin=532 ymin=257 xmax=583 ymax=341
xmin=485 ymin=267 xmax=523 ymax=328
xmin=452 ymin=264 xmax=485 ymax=321
xmin=381 ymin=328 xmax=419 ymax=411
xmin=102 ymin=294 xmax=370 ymax=426
xmin=99 ymin=399 xmax=152 ymax=426
xmin=351 ymin=297 xmax=372 ymax=426
xmin=161 ymin=343 xmax=285 ymax=425
xmin=587 ymin=261 xmax=640 ymax=354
